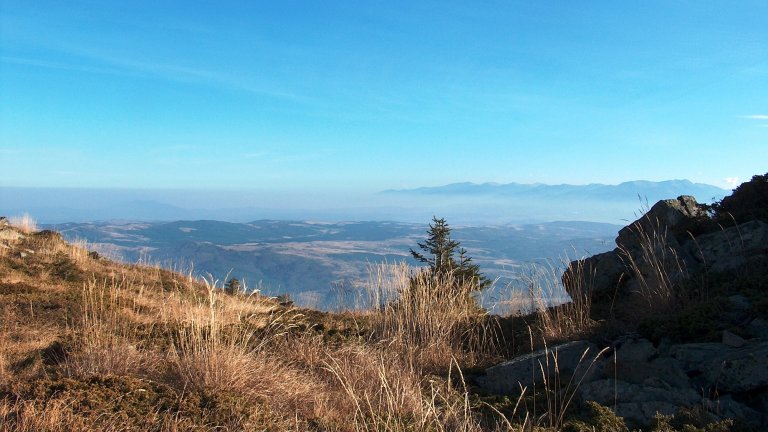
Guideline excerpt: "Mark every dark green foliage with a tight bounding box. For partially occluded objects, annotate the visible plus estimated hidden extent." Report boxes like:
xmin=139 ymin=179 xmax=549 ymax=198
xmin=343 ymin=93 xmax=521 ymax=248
xmin=0 ymin=375 xmax=280 ymax=430
xmin=651 ymin=408 xmax=735 ymax=432
xmin=711 ymin=173 xmax=768 ymax=224
xmin=51 ymin=252 xmax=81 ymax=282
xmin=410 ymin=217 xmax=491 ymax=295
xmin=563 ymin=401 xmax=629 ymax=432
xmin=224 ymin=277 xmax=241 ymax=295
xmin=276 ymin=293 xmax=294 ymax=307
xmin=638 ymin=296 xmax=728 ymax=343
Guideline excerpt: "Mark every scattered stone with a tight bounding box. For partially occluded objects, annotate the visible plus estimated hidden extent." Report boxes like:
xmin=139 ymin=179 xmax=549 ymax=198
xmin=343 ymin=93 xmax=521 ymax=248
xmin=748 ymin=318 xmax=768 ymax=339
xmin=617 ymin=338 xmax=656 ymax=363
xmin=475 ymin=340 xmax=599 ymax=395
xmin=722 ymin=330 xmax=746 ymax=348
xmin=578 ymin=378 xmax=700 ymax=428
xmin=669 ymin=343 xmax=728 ymax=372
xmin=704 ymin=395 xmax=763 ymax=429
xmin=0 ymin=227 xmax=24 ymax=241
xmin=692 ymin=220 xmax=768 ymax=272
xmin=728 ymin=294 xmax=751 ymax=311
xmin=705 ymin=341 xmax=768 ymax=393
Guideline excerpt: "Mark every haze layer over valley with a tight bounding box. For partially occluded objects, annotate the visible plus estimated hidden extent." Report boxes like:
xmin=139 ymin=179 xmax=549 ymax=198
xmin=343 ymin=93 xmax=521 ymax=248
xmin=2 ymin=179 xmax=727 ymax=225
xmin=5 ymin=179 xmax=726 ymax=310
xmin=50 ymin=219 xmax=620 ymax=311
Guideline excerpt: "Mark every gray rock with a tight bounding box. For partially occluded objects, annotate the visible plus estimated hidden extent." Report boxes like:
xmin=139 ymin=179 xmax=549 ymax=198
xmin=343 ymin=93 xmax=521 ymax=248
xmin=722 ymin=330 xmax=746 ymax=348
xmin=563 ymin=249 xmax=626 ymax=296
xmin=691 ymin=220 xmax=768 ymax=272
xmin=617 ymin=196 xmax=705 ymax=250
xmin=728 ymin=294 xmax=751 ymax=311
xmin=705 ymin=341 xmax=768 ymax=393
xmin=647 ymin=357 xmax=690 ymax=389
xmin=0 ymin=227 xmax=24 ymax=241
xmin=748 ymin=318 xmax=768 ymax=339
xmin=669 ymin=343 xmax=730 ymax=372
xmin=579 ymin=379 xmax=699 ymax=406
xmin=704 ymin=395 xmax=763 ymax=428
xmin=579 ymin=378 xmax=700 ymax=427
xmin=617 ymin=338 xmax=656 ymax=363
xmin=476 ymin=340 xmax=600 ymax=395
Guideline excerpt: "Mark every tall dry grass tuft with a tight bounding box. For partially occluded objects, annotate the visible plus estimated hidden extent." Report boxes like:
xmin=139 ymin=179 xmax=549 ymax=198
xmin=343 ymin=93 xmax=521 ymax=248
xmin=535 ymin=339 xmax=609 ymax=429
xmin=64 ymin=277 xmax=151 ymax=378
xmin=0 ymin=308 xmax=11 ymax=381
xmin=618 ymin=217 xmax=689 ymax=313
xmin=8 ymin=213 xmax=37 ymax=234
xmin=168 ymin=278 xmax=323 ymax=417
xmin=364 ymin=262 xmax=499 ymax=370
xmin=514 ymin=258 xmax=594 ymax=343
xmin=0 ymin=399 xmax=76 ymax=432
xmin=323 ymin=346 xmax=486 ymax=432
xmin=66 ymin=238 xmax=91 ymax=266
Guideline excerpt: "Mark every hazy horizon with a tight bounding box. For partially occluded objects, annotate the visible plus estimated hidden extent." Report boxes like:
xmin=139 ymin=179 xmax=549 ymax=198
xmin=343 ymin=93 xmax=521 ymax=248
xmin=1 ymin=178 xmax=729 ymax=225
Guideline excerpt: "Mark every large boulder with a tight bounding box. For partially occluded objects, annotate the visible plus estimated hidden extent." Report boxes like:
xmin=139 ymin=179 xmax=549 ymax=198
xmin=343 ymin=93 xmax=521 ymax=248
xmin=687 ymin=219 xmax=768 ymax=272
xmin=616 ymin=195 xmax=706 ymax=251
xmin=563 ymin=196 xmax=708 ymax=323
xmin=474 ymin=340 xmax=601 ymax=395
xmin=578 ymin=378 xmax=700 ymax=428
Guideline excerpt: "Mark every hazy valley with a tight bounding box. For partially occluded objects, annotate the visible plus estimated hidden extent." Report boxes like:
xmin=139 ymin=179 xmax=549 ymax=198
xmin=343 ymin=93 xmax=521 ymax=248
xmin=51 ymin=218 xmax=621 ymax=310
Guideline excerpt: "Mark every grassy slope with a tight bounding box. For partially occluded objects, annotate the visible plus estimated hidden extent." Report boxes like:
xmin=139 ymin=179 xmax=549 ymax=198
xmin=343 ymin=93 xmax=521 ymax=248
xmin=0 ymin=217 xmax=748 ymax=431
xmin=0 ymin=222 xmax=508 ymax=431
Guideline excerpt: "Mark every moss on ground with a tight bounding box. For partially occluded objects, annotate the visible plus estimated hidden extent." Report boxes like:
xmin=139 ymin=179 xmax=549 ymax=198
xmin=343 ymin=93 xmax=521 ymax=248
xmin=1 ymin=375 xmax=286 ymax=431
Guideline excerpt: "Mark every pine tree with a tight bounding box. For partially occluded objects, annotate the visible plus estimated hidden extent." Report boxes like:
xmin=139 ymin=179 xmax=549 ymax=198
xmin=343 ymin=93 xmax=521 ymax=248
xmin=410 ymin=217 xmax=491 ymax=295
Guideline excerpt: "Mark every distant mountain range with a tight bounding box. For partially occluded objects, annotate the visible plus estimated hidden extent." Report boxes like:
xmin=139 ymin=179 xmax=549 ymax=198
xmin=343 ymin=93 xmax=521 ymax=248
xmin=384 ymin=179 xmax=727 ymax=202
xmin=381 ymin=179 xmax=728 ymax=224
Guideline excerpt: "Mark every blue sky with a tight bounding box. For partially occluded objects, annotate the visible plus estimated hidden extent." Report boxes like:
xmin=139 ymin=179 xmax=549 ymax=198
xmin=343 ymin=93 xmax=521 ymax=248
xmin=1 ymin=0 xmax=766 ymax=192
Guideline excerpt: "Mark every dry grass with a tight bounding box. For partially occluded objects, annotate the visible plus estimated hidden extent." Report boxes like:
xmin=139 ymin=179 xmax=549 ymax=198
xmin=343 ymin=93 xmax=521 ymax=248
xmin=63 ymin=278 xmax=153 ymax=378
xmin=324 ymin=347 xmax=487 ymax=432
xmin=507 ymin=258 xmax=595 ymax=344
xmin=363 ymin=262 xmax=500 ymax=371
xmin=8 ymin=213 xmax=37 ymax=234
xmin=0 ymin=308 xmax=10 ymax=381
xmin=0 ymin=226 xmax=588 ymax=431
xmin=167 ymin=279 xmax=325 ymax=417
xmin=535 ymin=339 xmax=609 ymax=429
xmin=618 ymin=217 xmax=689 ymax=314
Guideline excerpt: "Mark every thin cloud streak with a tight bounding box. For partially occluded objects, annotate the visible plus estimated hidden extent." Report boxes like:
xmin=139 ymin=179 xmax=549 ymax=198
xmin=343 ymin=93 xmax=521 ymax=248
xmin=741 ymin=114 xmax=768 ymax=120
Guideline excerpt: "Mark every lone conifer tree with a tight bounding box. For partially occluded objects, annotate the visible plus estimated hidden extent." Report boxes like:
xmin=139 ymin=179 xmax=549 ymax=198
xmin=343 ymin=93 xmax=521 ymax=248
xmin=410 ymin=217 xmax=491 ymax=295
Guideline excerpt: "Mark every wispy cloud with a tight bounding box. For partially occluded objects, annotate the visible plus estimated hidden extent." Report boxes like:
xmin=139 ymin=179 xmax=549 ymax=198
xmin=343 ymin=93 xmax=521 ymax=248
xmin=242 ymin=151 xmax=270 ymax=159
xmin=1 ymin=56 xmax=130 ymax=77
xmin=724 ymin=177 xmax=740 ymax=188
xmin=5 ymin=36 xmax=309 ymax=103
xmin=741 ymin=114 xmax=768 ymax=120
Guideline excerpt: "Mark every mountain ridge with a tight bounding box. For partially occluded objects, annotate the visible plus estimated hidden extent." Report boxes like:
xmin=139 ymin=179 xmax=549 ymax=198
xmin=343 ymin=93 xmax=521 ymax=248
xmin=383 ymin=179 xmax=727 ymax=195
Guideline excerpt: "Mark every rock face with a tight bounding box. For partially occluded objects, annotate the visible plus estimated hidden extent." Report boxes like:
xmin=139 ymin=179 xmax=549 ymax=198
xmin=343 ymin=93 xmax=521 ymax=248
xmin=478 ymin=188 xmax=768 ymax=429
xmin=0 ymin=217 xmax=25 ymax=242
xmin=563 ymin=195 xmax=768 ymax=324
xmin=476 ymin=336 xmax=768 ymax=429
xmin=474 ymin=340 xmax=600 ymax=395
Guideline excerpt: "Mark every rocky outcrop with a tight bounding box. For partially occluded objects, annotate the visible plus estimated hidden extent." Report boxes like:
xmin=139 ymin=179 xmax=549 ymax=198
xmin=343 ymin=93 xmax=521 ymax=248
xmin=0 ymin=217 xmax=24 ymax=242
xmin=476 ymin=335 xmax=768 ymax=429
xmin=478 ymin=188 xmax=768 ymax=429
xmin=563 ymin=195 xmax=768 ymax=323
xmin=474 ymin=340 xmax=600 ymax=395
